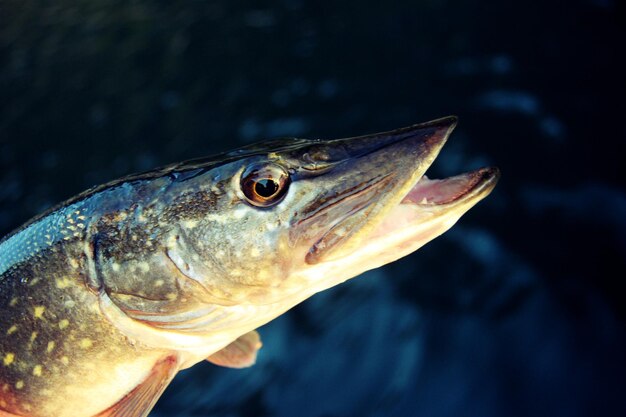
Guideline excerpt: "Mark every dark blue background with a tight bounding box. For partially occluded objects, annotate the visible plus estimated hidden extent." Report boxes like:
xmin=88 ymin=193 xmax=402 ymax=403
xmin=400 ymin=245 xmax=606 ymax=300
xmin=1 ymin=1 xmax=624 ymax=416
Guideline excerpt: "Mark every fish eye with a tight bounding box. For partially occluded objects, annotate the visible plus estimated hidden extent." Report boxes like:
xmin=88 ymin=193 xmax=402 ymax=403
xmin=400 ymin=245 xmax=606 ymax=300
xmin=240 ymin=163 xmax=291 ymax=207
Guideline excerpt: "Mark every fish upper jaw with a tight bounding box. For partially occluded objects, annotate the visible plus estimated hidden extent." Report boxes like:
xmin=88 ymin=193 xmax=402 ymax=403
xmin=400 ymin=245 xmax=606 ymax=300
xmin=289 ymin=116 xmax=458 ymax=265
xmin=286 ymin=120 xmax=499 ymax=295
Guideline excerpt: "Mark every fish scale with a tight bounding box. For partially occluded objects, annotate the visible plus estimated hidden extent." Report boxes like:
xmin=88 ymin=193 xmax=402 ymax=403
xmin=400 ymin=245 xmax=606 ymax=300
xmin=0 ymin=117 xmax=498 ymax=417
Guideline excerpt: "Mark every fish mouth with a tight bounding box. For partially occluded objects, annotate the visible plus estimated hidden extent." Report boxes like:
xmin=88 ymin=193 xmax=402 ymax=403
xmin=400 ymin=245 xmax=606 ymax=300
xmin=299 ymin=117 xmax=500 ymax=266
xmin=401 ymin=167 xmax=499 ymax=207
xmin=365 ymin=166 xmax=500 ymax=246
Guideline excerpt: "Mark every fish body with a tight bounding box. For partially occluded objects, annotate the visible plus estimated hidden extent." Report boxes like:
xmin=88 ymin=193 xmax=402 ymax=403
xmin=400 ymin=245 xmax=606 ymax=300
xmin=0 ymin=117 xmax=499 ymax=416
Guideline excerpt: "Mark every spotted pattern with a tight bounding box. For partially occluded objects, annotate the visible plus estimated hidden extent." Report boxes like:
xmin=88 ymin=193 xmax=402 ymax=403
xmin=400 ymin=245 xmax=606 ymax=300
xmin=0 ymin=139 xmax=333 ymax=415
xmin=0 ymin=179 xmax=178 ymax=416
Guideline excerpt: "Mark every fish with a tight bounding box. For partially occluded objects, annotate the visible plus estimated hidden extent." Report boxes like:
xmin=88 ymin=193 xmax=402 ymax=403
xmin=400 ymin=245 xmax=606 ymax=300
xmin=0 ymin=116 xmax=499 ymax=417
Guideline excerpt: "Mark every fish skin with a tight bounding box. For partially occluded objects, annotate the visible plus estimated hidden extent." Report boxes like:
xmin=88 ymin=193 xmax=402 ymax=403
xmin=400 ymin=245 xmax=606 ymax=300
xmin=0 ymin=179 xmax=176 ymax=416
xmin=0 ymin=116 xmax=498 ymax=416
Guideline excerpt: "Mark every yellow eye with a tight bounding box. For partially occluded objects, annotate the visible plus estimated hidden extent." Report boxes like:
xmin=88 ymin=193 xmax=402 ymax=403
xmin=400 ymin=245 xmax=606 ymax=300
xmin=240 ymin=163 xmax=291 ymax=207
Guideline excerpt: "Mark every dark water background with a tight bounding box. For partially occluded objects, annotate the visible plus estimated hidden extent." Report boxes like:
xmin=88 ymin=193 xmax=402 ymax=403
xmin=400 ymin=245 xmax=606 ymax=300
xmin=1 ymin=1 xmax=625 ymax=416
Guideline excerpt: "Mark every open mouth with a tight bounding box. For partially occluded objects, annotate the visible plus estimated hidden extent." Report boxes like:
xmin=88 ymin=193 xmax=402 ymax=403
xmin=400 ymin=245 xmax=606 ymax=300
xmin=401 ymin=167 xmax=500 ymax=207
xmin=297 ymin=116 xmax=499 ymax=266
xmin=364 ymin=166 xmax=500 ymax=250
xmin=303 ymin=166 xmax=499 ymax=265
xmin=298 ymin=164 xmax=500 ymax=300
xmin=288 ymin=116 xmax=501 ymax=300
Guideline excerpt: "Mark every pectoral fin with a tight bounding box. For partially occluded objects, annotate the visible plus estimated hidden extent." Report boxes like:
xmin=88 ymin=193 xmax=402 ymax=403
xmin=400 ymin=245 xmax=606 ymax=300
xmin=207 ymin=330 xmax=262 ymax=368
xmin=94 ymin=355 xmax=178 ymax=417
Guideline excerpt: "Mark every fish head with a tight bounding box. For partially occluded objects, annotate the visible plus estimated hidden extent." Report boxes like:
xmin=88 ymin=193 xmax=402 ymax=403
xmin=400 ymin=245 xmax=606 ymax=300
xmin=179 ymin=116 xmax=499 ymax=307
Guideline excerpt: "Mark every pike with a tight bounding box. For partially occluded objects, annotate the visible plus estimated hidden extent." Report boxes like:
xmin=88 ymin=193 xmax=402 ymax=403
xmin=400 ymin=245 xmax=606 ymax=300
xmin=0 ymin=116 xmax=498 ymax=417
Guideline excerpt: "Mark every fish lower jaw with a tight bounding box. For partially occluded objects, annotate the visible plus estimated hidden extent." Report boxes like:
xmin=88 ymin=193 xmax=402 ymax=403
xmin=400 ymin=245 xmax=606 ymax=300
xmin=359 ymin=167 xmax=499 ymax=261
xmin=298 ymin=167 xmax=499 ymax=293
xmin=356 ymin=204 xmax=463 ymax=267
xmin=299 ymin=205 xmax=464 ymax=295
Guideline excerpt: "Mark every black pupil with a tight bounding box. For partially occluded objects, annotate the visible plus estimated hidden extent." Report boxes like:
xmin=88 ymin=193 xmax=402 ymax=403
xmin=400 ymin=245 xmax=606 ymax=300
xmin=255 ymin=178 xmax=279 ymax=198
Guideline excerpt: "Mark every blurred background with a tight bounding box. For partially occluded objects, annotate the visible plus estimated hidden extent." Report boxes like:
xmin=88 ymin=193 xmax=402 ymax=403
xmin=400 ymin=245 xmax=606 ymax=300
xmin=1 ymin=1 xmax=625 ymax=416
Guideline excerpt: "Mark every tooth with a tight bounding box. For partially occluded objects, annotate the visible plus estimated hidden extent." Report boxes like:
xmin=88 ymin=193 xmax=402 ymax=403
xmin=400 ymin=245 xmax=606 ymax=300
xmin=420 ymin=197 xmax=429 ymax=205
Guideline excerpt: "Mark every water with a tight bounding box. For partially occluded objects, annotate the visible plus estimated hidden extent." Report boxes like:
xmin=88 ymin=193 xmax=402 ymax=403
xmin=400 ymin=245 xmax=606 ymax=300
xmin=1 ymin=1 xmax=624 ymax=416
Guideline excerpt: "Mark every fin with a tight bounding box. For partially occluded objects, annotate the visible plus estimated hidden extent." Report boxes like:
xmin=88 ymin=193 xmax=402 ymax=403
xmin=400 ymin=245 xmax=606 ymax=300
xmin=94 ymin=355 xmax=178 ymax=417
xmin=0 ymin=387 xmax=27 ymax=416
xmin=207 ymin=330 xmax=262 ymax=369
